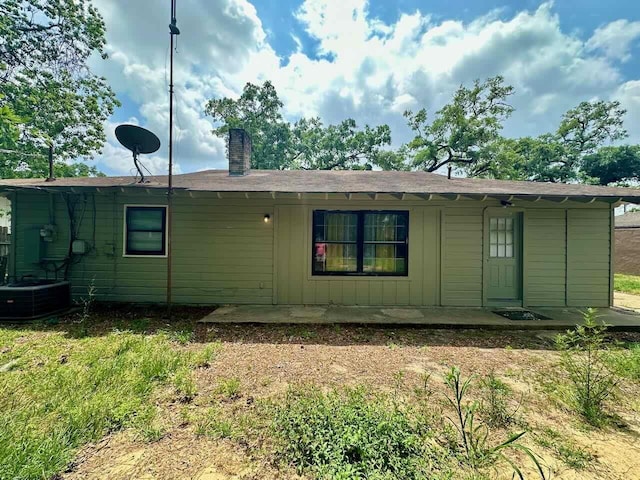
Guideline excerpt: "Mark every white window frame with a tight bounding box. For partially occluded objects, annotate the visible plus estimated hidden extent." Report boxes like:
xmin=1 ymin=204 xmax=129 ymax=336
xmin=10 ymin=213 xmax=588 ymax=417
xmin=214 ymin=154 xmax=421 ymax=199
xmin=122 ymin=204 xmax=168 ymax=258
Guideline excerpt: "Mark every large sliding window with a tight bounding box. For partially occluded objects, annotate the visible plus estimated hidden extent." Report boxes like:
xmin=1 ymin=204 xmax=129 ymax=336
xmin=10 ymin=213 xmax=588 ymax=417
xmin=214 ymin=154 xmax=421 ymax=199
xmin=313 ymin=210 xmax=408 ymax=276
xmin=124 ymin=206 xmax=167 ymax=256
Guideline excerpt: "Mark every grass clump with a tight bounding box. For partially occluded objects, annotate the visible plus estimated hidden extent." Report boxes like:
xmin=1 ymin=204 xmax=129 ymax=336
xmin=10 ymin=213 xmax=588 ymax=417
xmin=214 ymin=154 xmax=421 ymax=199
xmin=556 ymin=309 xmax=618 ymax=425
xmin=614 ymin=273 xmax=640 ymax=295
xmin=533 ymin=428 xmax=593 ymax=470
xmin=606 ymin=342 xmax=640 ymax=382
xmin=215 ymin=376 xmax=241 ymax=399
xmin=0 ymin=327 xmax=215 ymax=480
xmin=271 ymin=386 xmax=449 ymax=479
xmin=193 ymin=407 xmax=235 ymax=439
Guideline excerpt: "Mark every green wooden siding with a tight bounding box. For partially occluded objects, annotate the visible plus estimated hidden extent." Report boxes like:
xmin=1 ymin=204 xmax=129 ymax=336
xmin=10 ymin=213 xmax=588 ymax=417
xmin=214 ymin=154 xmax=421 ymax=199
xmin=524 ymin=209 xmax=566 ymax=306
xmin=567 ymin=209 xmax=611 ymax=307
xmin=11 ymin=190 xmax=614 ymax=307
xmin=275 ymin=205 xmax=440 ymax=306
xmin=13 ymin=191 xmax=273 ymax=304
xmin=441 ymin=208 xmax=483 ymax=306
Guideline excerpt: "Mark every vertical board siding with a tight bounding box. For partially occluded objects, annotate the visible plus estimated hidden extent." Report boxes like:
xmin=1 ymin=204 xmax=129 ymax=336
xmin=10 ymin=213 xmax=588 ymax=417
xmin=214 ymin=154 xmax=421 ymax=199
xmin=525 ymin=209 xmax=566 ymax=306
xmin=276 ymin=205 xmax=439 ymax=306
xmin=14 ymin=192 xmax=274 ymax=304
xmin=441 ymin=209 xmax=483 ymax=306
xmin=567 ymin=209 xmax=611 ymax=307
xmin=13 ymin=191 xmax=614 ymax=308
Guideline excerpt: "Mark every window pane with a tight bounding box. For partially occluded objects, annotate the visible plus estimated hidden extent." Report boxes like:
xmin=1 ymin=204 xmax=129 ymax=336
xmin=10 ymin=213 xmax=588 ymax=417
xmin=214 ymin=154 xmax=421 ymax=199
xmin=314 ymin=243 xmax=357 ymax=272
xmin=363 ymin=243 xmax=406 ymax=273
xmin=505 ymin=245 xmax=513 ymax=257
xmin=506 ymin=218 xmax=513 ymax=230
xmin=314 ymin=212 xmax=357 ymax=242
xmin=490 ymin=245 xmax=497 ymax=257
xmin=498 ymin=218 xmax=505 ymax=230
xmin=128 ymin=232 xmax=163 ymax=253
xmin=490 ymin=231 xmax=497 ymax=244
xmin=128 ymin=208 xmax=163 ymax=231
xmin=364 ymin=213 xmax=407 ymax=242
xmin=498 ymin=244 xmax=506 ymax=257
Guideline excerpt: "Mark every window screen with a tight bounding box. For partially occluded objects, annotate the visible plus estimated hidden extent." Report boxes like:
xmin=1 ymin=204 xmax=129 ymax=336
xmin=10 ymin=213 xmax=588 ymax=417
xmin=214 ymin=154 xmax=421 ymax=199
xmin=489 ymin=216 xmax=514 ymax=258
xmin=125 ymin=206 xmax=167 ymax=256
xmin=313 ymin=210 xmax=408 ymax=275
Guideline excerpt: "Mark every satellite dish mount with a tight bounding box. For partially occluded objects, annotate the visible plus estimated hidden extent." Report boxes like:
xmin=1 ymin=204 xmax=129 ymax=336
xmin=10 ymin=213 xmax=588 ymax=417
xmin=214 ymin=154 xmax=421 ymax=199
xmin=115 ymin=124 xmax=161 ymax=183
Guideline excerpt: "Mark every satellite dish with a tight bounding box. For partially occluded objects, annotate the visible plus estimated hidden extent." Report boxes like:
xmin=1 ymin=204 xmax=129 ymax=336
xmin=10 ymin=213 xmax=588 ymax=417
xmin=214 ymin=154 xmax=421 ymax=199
xmin=115 ymin=124 xmax=161 ymax=183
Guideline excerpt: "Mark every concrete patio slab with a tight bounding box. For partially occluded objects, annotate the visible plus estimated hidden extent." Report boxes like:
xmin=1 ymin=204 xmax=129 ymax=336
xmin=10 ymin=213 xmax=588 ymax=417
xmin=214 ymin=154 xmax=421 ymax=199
xmin=199 ymin=305 xmax=640 ymax=330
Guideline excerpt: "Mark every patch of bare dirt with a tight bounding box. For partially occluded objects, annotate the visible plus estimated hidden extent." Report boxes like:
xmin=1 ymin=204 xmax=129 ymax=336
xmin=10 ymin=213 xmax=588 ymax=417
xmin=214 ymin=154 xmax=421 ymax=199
xmin=67 ymin=325 xmax=640 ymax=480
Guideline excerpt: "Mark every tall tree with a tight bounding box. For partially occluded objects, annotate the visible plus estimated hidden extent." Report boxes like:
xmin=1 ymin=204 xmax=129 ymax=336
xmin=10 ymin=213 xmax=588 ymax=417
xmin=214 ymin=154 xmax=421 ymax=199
xmin=0 ymin=0 xmax=119 ymax=178
xmin=205 ymin=81 xmax=392 ymax=170
xmin=393 ymin=76 xmax=514 ymax=175
xmin=553 ymin=100 xmax=627 ymax=182
xmin=479 ymin=100 xmax=628 ymax=183
xmin=581 ymin=145 xmax=640 ymax=185
xmin=289 ymin=117 xmax=391 ymax=170
xmin=204 ymin=81 xmax=292 ymax=170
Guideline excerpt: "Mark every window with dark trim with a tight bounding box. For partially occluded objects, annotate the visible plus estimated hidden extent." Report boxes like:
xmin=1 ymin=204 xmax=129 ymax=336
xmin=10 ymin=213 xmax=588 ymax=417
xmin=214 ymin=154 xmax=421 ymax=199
xmin=125 ymin=206 xmax=167 ymax=256
xmin=312 ymin=210 xmax=409 ymax=276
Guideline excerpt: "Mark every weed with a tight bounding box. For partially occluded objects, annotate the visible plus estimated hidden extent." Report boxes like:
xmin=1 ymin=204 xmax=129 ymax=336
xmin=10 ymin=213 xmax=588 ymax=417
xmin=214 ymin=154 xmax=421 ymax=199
xmin=443 ymin=367 xmax=547 ymax=479
xmin=194 ymin=407 xmax=235 ymax=439
xmin=73 ymin=280 xmax=96 ymax=337
xmin=215 ymin=377 xmax=241 ymax=399
xmin=172 ymin=367 xmax=198 ymax=402
xmin=480 ymin=372 xmax=519 ymax=428
xmin=271 ymin=386 xmax=451 ymax=479
xmin=171 ymin=329 xmax=194 ymax=345
xmin=556 ymin=309 xmax=618 ymax=425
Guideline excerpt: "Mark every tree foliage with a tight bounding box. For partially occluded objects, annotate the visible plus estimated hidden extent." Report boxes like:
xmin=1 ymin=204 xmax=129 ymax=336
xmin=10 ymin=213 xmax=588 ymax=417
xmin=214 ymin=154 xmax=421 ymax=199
xmin=205 ymin=81 xmax=392 ymax=170
xmin=394 ymin=76 xmax=514 ymax=175
xmin=481 ymin=101 xmax=629 ymax=182
xmin=0 ymin=0 xmax=119 ymax=178
xmin=581 ymin=145 xmax=640 ymax=186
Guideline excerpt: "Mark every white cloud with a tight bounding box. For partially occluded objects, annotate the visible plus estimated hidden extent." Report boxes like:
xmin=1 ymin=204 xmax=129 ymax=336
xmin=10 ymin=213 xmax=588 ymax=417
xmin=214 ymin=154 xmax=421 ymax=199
xmin=88 ymin=0 xmax=640 ymax=175
xmin=586 ymin=19 xmax=640 ymax=62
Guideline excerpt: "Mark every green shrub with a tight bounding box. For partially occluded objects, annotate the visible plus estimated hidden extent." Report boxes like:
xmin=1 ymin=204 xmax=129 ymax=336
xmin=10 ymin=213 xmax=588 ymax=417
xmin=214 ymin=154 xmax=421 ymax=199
xmin=271 ymin=386 xmax=448 ymax=479
xmin=556 ymin=309 xmax=618 ymax=425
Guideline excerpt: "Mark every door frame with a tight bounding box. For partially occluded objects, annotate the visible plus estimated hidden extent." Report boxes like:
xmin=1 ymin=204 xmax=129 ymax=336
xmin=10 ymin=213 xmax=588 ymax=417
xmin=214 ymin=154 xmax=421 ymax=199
xmin=482 ymin=207 xmax=525 ymax=307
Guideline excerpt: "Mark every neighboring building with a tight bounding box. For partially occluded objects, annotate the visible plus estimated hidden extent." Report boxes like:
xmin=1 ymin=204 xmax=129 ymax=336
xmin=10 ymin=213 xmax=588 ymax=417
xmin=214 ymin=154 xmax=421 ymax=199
xmin=615 ymin=211 xmax=640 ymax=276
xmin=2 ymin=129 xmax=640 ymax=309
xmin=0 ymin=196 xmax=10 ymax=231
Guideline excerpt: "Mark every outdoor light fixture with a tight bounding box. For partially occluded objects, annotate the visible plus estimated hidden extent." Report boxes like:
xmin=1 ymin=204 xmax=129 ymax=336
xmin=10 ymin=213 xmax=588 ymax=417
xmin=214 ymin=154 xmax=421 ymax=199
xmin=264 ymin=214 xmax=271 ymax=223
xmin=500 ymin=200 xmax=513 ymax=207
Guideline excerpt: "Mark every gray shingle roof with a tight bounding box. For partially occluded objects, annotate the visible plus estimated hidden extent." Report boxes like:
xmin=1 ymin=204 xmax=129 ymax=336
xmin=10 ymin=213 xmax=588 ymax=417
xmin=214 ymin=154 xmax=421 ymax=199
xmin=2 ymin=169 xmax=640 ymax=200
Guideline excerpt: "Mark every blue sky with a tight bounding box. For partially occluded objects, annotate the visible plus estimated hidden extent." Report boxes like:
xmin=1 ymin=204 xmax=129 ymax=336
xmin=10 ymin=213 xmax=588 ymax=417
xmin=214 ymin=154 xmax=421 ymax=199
xmin=92 ymin=0 xmax=640 ymax=176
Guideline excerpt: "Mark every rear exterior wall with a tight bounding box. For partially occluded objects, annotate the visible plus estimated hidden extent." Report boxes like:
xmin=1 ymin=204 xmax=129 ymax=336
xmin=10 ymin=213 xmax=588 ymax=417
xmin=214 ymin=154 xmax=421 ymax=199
xmin=10 ymin=190 xmax=613 ymax=307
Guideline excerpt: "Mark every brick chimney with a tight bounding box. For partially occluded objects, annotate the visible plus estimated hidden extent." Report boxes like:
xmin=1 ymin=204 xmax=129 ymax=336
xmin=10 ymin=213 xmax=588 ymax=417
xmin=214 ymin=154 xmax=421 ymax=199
xmin=228 ymin=128 xmax=251 ymax=176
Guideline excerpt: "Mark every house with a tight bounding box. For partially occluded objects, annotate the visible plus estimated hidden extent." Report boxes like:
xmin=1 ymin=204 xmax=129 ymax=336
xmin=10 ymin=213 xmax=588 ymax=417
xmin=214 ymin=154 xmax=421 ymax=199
xmin=615 ymin=211 xmax=640 ymax=276
xmin=2 ymin=128 xmax=640 ymax=309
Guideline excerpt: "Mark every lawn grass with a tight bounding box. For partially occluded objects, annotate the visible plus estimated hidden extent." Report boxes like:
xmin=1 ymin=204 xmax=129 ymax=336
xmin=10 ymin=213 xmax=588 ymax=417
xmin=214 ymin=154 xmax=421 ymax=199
xmin=0 ymin=324 xmax=216 ymax=480
xmin=614 ymin=273 xmax=640 ymax=295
